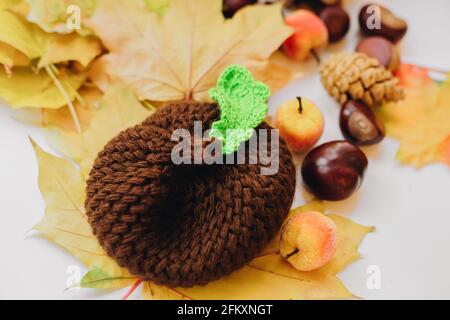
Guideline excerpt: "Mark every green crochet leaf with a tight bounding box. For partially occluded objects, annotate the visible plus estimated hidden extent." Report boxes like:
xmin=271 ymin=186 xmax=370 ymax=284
xmin=209 ymin=65 xmax=270 ymax=154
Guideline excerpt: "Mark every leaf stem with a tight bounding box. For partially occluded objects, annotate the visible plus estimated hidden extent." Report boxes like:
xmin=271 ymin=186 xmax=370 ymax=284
xmin=64 ymin=79 xmax=85 ymax=106
xmin=3 ymin=64 xmax=12 ymax=78
xmin=44 ymin=65 xmax=81 ymax=133
xmin=50 ymin=64 xmax=60 ymax=75
xmin=122 ymin=278 xmax=143 ymax=300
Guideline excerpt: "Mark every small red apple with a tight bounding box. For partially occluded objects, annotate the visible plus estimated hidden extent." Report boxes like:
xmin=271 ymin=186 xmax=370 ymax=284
xmin=283 ymin=9 xmax=329 ymax=61
xmin=275 ymin=97 xmax=324 ymax=153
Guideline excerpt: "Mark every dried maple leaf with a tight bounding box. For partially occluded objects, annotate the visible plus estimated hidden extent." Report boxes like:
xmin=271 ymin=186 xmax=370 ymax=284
xmin=86 ymin=0 xmax=293 ymax=102
xmin=0 ymin=8 xmax=102 ymax=130
xmin=0 ymin=41 xmax=29 ymax=67
xmin=45 ymin=82 xmax=153 ymax=178
xmin=80 ymin=266 xmax=137 ymax=289
xmin=31 ymin=140 xmax=133 ymax=280
xmin=37 ymin=33 xmax=102 ymax=69
xmin=0 ymin=9 xmax=101 ymax=68
xmin=0 ymin=67 xmax=85 ymax=108
xmin=17 ymin=0 xmax=166 ymax=34
xmin=71 ymin=200 xmax=370 ymax=300
xmin=0 ymin=0 xmax=22 ymax=10
xmin=376 ymin=64 xmax=450 ymax=168
xmin=0 ymin=9 xmax=46 ymax=61
xmin=21 ymin=0 xmax=98 ymax=34
xmin=143 ymin=266 xmax=351 ymax=300
xmin=143 ymin=0 xmax=169 ymax=16
xmin=42 ymin=86 xmax=103 ymax=131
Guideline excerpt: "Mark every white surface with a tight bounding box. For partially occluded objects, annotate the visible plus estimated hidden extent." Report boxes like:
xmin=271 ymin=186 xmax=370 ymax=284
xmin=0 ymin=0 xmax=449 ymax=299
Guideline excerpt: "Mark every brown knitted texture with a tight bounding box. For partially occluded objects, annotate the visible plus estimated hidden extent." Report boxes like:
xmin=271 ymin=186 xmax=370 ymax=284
xmin=85 ymin=101 xmax=296 ymax=287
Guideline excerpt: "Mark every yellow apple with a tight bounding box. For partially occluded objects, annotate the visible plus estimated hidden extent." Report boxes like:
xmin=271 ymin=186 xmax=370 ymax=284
xmin=275 ymin=97 xmax=324 ymax=153
xmin=280 ymin=211 xmax=337 ymax=272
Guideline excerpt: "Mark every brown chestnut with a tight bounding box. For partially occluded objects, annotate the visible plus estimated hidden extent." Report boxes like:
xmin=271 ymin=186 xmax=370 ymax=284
xmin=301 ymin=141 xmax=368 ymax=201
xmin=340 ymin=100 xmax=385 ymax=146
xmin=320 ymin=0 xmax=341 ymax=5
xmin=359 ymin=4 xmax=408 ymax=43
xmin=285 ymin=0 xmax=326 ymax=13
xmin=320 ymin=6 xmax=350 ymax=43
xmin=223 ymin=0 xmax=257 ymax=18
xmin=356 ymin=36 xmax=400 ymax=71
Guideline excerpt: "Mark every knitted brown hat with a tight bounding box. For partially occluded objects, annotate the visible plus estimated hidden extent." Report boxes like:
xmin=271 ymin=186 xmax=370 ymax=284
xmin=85 ymin=101 xmax=296 ymax=288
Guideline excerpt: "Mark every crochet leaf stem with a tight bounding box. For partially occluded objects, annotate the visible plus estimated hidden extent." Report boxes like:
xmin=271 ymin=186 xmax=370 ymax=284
xmin=44 ymin=64 xmax=81 ymax=133
xmin=122 ymin=278 xmax=143 ymax=300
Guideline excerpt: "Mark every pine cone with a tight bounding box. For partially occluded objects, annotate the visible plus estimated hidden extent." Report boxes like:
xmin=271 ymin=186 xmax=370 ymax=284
xmin=320 ymin=52 xmax=405 ymax=106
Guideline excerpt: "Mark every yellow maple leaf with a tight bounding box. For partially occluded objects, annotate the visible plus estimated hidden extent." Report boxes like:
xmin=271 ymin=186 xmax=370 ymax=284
xmin=78 ymin=201 xmax=370 ymax=300
xmin=0 ymin=0 xmax=22 ymax=9
xmin=86 ymin=0 xmax=294 ymax=102
xmin=80 ymin=266 xmax=137 ymax=289
xmin=376 ymin=66 xmax=450 ymax=168
xmin=0 ymin=9 xmax=44 ymax=59
xmin=0 ymin=9 xmax=101 ymax=68
xmin=45 ymin=82 xmax=153 ymax=178
xmin=143 ymin=0 xmax=169 ymax=16
xmin=31 ymin=140 xmax=132 ymax=279
xmin=22 ymin=0 xmax=98 ymax=34
xmin=143 ymin=266 xmax=351 ymax=300
xmin=37 ymin=33 xmax=102 ymax=69
xmin=0 ymin=66 xmax=85 ymax=108
xmin=42 ymin=85 xmax=103 ymax=131
xmin=439 ymin=136 xmax=450 ymax=166
xmin=0 ymin=41 xmax=30 ymax=67
xmin=19 ymin=0 xmax=165 ymax=35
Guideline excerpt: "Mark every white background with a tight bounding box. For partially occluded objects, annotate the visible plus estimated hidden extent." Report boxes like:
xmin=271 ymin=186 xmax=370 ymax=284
xmin=0 ymin=0 xmax=449 ymax=299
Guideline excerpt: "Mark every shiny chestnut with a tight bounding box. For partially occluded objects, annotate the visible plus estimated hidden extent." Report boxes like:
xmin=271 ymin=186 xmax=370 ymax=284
xmin=340 ymin=100 xmax=385 ymax=146
xmin=356 ymin=36 xmax=400 ymax=71
xmin=320 ymin=6 xmax=350 ymax=43
xmin=301 ymin=141 xmax=368 ymax=201
xmin=359 ymin=4 xmax=408 ymax=43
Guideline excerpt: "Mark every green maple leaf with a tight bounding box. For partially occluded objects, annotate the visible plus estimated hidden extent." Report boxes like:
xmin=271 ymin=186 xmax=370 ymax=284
xmin=209 ymin=65 xmax=270 ymax=154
